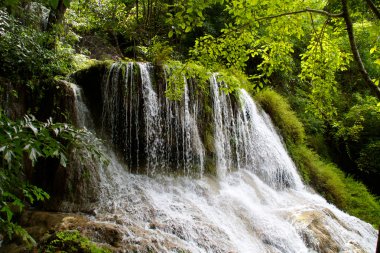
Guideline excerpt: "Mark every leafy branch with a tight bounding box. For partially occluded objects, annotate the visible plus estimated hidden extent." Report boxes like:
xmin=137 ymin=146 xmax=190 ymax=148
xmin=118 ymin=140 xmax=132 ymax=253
xmin=0 ymin=111 xmax=108 ymax=245
xmin=255 ymin=8 xmax=343 ymax=21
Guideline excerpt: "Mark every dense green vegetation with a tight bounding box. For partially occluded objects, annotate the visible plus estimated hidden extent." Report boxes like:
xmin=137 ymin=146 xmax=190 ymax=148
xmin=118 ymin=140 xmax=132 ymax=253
xmin=39 ymin=230 xmax=111 ymax=253
xmin=0 ymin=0 xmax=379 ymax=248
xmin=0 ymin=111 xmax=107 ymax=245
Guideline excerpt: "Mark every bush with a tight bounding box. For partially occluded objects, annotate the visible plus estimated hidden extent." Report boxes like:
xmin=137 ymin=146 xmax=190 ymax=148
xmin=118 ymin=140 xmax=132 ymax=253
xmin=357 ymin=141 xmax=380 ymax=176
xmin=0 ymin=9 xmax=74 ymax=83
xmin=0 ymin=111 xmax=107 ymax=245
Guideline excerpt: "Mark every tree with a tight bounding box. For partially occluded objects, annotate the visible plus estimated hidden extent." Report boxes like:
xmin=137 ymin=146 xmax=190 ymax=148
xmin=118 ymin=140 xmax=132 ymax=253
xmin=341 ymin=0 xmax=380 ymax=99
xmin=174 ymin=0 xmax=379 ymax=115
xmin=46 ymin=0 xmax=69 ymax=31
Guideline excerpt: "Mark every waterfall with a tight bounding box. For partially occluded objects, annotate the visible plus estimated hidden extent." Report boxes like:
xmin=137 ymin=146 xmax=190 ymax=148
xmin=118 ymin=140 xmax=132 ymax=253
xmin=72 ymin=62 xmax=377 ymax=253
xmin=69 ymin=81 xmax=94 ymax=128
xmin=209 ymin=75 xmax=303 ymax=189
xmin=99 ymin=62 xmax=205 ymax=175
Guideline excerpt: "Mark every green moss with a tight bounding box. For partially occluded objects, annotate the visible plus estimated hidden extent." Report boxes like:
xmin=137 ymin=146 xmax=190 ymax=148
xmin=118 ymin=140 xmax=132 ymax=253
xmin=291 ymin=144 xmax=380 ymax=226
xmin=255 ymin=88 xmax=380 ymax=227
xmin=39 ymin=230 xmax=111 ymax=253
xmin=290 ymin=145 xmax=348 ymax=209
xmin=204 ymin=128 xmax=215 ymax=154
xmin=204 ymin=157 xmax=217 ymax=176
xmin=255 ymin=88 xmax=305 ymax=145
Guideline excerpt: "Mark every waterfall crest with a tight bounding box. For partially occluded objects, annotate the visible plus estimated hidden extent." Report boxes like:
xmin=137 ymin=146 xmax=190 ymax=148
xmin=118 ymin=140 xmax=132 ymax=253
xmin=70 ymin=62 xmax=377 ymax=253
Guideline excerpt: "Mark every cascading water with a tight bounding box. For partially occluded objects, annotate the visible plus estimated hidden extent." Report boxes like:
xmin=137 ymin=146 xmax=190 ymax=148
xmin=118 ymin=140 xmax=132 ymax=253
xmin=72 ymin=62 xmax=377 ymax=253
xmin=69 ymin=82 xmax=94 ymax=128
xmin=100 ymin=62 xmax=205 ymax=175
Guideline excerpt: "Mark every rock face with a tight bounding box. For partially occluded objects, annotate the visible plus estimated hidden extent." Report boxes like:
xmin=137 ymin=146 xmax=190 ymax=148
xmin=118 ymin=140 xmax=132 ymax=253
xmin=0 ymin=211 xmax=121 ymax=252
xmin=0 ymin=77 xmax=103 ymax=212
xmin=19 ymin=80 xmax=104 ymax=212
xmin=33 ymin=153 xmax=102 ymax=213
xmin=72 ymin=62 xmax=218 ymax=176
xmin=0 ymin=78 xmax=28 ymax=120
xmin=1 ymin=211 xmax=193 ymax=253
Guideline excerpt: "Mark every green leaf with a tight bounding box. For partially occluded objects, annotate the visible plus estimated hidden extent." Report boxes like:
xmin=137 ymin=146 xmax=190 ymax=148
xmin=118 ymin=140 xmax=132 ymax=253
xmin=185 ymin=26 xmax=192 ymax=33
xmin=50 ymin=0 xmax=59 ymax=9
xmin=370 ymin=46 xmax=377 ymax=55
xmin=168 ymin=30 xmax=174 ymax=38
xmin=1 ymin=205 xmax=13 ymax=222
xmin=60 ymin=153 xmax=67 ymax=167
xmin=63 ymin=0 xmax=70 ymax=7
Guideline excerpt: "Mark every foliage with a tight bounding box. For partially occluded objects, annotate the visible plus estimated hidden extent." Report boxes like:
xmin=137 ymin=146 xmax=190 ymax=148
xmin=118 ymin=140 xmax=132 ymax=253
xmin=164 ymin=60 xmax=210 ymax=100
xmin=357 ymin=141 xmax=380 ymax=176
xmin=299 ymin=20 xmax=352 ymax=121
xmin=0 ymin=9 xmax=74 ymax=84
xmin=0 ymin=111 xmax=107 ymax=244
xmin=187 ymin=0 xmax=323 ymax=88
xmin=146 ymin=36 xmax=174 ymax=65
xmin=164 ymin=59 xmax=250 ymax=100
xmin=166 ymin=0 xmax=223 ymax=37
xmin=66 ymin=0 xmax=172 ymax=58
xmin=333 ymin=95 xmax=380 ymax=149
xmin=334 ymin=95 xmax=380 ymax=142
xmin=331 ymin=95 xmax=380 ymax=190
xmin=39 ymin=230 xmax=111 ymax=253
xmin=354 ymin=20 xmax=380 ymax=86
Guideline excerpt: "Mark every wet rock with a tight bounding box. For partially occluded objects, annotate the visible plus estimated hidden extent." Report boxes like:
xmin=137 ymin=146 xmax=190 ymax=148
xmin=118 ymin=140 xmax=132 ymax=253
xmin=291 ymin=208 xmax=370 ymax=253
xmin=12 ymin=210 xmax=196 ymax=253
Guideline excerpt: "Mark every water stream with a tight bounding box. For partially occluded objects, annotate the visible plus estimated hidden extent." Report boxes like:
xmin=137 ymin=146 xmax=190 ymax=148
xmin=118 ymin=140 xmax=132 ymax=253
xmin=71 ymin=62 xmax=377 ymax=252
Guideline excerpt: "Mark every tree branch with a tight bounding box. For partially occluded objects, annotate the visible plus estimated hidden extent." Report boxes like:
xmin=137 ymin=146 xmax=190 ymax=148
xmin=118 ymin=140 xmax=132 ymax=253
xmin=342 ymin=0 xmax=380 ymax=99
xmin=255 ymin=8 xmax=343 ymax=21
xmin=364 ymin=0 xmax=380 ymax=19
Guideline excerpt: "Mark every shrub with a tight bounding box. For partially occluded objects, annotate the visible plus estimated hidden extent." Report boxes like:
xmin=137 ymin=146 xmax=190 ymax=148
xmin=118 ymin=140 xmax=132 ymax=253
xmin=0 ymin=111 xmax=107 ymax=245
xmin=357 ymin=141 xmax=380 ymax=176
xmin=0 ymin=9 xmax=74 ymax=84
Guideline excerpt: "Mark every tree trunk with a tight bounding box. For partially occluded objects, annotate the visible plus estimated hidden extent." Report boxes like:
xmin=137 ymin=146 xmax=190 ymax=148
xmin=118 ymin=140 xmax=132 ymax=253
xmin=364 ymin=0 xmax=380 ymax=19
xmin=136 ymin=0 xmax=139 ymax=23
xmin=46 ymin=0 xmax=67 ymax=31
xmin=341 ymin=0 xmax=380 ymax=99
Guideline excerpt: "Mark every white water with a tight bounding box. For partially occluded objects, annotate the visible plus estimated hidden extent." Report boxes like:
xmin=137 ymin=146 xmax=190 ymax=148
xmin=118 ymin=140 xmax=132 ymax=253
xmin=100 ymin=62 xmax=205 ymax=175
xmin=72 ymin=63 xmax=377 ymax=252
xmin=69 ymin=81 xmax=94 ymax=128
